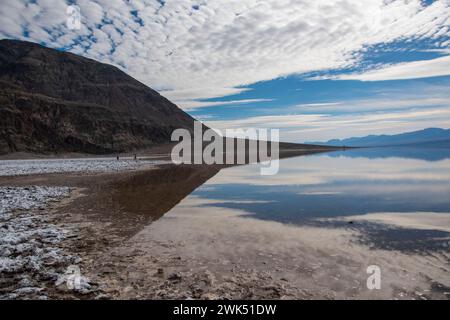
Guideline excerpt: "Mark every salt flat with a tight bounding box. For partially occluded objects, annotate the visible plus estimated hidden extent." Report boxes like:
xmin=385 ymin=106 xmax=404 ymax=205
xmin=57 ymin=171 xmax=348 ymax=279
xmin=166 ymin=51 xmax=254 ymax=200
xmin=0 ymin=158 xmax=166 ymax=176
xmin=0 ymin=186 xmax=78 ymax=299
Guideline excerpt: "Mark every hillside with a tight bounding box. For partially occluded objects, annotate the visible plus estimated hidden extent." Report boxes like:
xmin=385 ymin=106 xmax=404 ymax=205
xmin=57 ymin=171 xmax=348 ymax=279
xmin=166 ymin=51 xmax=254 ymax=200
xmin=0 ymin=40 xmax=196 ymax=155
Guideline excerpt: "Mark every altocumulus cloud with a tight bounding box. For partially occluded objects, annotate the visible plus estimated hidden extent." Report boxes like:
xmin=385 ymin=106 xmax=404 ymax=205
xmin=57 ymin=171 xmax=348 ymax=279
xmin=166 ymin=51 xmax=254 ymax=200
xmin=0 ymin=0 xmax=449 ymax=109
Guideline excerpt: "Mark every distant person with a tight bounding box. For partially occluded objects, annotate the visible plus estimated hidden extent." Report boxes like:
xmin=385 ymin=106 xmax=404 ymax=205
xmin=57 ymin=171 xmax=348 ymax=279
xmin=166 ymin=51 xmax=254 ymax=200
xmin=134 ymin=154 xmax=137 ymax=161
xmin=116 ymin=155 xmax=119 ymax=161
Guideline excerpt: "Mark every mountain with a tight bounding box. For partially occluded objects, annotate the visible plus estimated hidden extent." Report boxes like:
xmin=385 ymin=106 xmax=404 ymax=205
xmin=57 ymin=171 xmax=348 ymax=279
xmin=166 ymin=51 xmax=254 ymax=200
xmin=0 ymin=39 xmax=196 ymax=155
xmin=310 ymin=128 xmax=450 ymax=147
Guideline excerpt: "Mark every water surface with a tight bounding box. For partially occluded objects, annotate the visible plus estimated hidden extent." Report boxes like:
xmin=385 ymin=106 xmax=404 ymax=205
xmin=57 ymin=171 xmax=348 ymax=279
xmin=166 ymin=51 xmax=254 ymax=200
xmin=119 ymin=147 xmax=450 ymax=299
xmin=182 ymin=148 xmax=450 ymax=252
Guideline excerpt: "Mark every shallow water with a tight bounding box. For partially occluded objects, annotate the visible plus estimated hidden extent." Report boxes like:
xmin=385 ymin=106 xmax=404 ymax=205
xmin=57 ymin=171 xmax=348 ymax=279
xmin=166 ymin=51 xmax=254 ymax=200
xmin=179 ymin=147 xmax=450 ymax=253
xmin=120 ymin=147 xmax=449 ymax=299
xmin=193 ymin=148 xmax=450 ymax=220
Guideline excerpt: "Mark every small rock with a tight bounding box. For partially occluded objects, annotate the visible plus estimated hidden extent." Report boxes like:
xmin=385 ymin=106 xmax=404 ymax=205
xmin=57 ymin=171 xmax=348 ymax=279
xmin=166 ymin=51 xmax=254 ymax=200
xmin=168 ymin=272 xmax=182 ymax=281
xmin=14 ymin=287 xmax=43 ymax=295
xmin=18 ymin=277 xmax=35 ymax=288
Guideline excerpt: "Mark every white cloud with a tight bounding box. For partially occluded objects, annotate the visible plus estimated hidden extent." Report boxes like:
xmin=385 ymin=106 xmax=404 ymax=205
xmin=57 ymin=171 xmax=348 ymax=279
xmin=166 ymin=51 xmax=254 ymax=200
xmin=335 ymin=55 xmax=450 ymax=81
xmin=160 ymin=87 xmax=252 ymax=103
xmin=293 ymin=97 xmax=450 ymax=113
xmin=177 ymin=98 xmax=273 ymax=111
xmin=0 ymin=0 xmax=449 ymax=105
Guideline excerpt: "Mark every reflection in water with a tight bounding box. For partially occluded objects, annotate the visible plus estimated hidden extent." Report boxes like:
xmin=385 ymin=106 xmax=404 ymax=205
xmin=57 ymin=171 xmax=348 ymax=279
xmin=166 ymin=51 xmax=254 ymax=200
xmin=77 ymin=164 xmax=221 ymax=238
xmin=97 ymin=148 xmax=450 ymax=299
xmin=182 ymin=148 xmax=450 ymax=252
xmin=329 ymin=147 xmax=450 ymax=162
xmin=115 ymin=164 xmax=220 ymax=218
xmin=111 ymin=148 xmax=450 ymax=252
xmin=192 ymin=148 xmax=450 ymax=222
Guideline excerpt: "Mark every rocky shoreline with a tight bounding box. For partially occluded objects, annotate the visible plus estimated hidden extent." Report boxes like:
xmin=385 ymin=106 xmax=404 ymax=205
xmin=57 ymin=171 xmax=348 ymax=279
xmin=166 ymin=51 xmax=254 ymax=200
xmin=0 ymin=186 xmax=81 ymax=299
xmin=0 ymin=158 xmax=167 ymax=299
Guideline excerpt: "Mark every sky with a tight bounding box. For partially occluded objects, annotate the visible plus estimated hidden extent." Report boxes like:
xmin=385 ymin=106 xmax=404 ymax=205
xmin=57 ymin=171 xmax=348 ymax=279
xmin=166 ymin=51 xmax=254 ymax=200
xmin=1 ymin=0 xmax=450 ymax=142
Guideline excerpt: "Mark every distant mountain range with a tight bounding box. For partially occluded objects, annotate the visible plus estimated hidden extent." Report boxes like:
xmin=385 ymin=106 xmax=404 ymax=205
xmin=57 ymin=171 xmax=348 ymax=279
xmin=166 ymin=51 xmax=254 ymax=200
xmin=310 ymin=128 xmax=450 ymax=147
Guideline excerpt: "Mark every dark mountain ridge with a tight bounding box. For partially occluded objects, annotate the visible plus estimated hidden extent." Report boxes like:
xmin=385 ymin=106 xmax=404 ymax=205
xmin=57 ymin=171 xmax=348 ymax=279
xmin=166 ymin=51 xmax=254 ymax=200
xmin=0 ymin=39 xmax=196 ymax=155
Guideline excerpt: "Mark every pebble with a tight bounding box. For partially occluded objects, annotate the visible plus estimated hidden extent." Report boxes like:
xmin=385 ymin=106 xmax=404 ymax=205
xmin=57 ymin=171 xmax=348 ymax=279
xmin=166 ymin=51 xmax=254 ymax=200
xmin=167 ymin=272 xmax=182 ymax=281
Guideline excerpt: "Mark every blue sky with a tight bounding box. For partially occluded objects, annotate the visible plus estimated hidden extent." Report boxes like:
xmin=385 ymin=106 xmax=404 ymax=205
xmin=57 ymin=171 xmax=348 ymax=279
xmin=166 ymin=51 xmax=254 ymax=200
xmin=1 ymin=0 xmax=449 ymax=142
xmin=191 ymin=40 xmax=450 ymax=141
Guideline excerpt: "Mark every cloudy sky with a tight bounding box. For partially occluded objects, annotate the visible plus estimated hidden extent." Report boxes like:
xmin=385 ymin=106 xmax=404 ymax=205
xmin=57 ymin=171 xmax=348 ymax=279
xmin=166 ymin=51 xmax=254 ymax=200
xmin=1 ymin=0 xmax=450 ymax=142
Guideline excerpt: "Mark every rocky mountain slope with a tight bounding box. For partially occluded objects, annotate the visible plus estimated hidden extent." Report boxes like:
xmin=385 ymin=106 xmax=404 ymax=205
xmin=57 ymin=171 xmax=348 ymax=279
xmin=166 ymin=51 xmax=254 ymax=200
xmin=0 ymin=39 xmax=196 ymax=155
